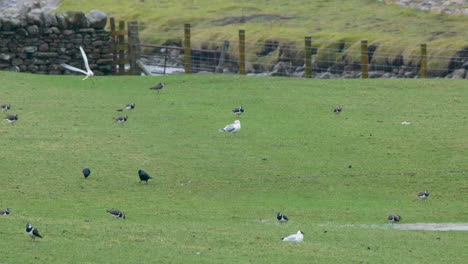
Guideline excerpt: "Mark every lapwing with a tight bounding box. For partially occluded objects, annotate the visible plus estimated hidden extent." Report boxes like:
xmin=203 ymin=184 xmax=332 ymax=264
xmin=218 ymin=120 xmax=241 ymax=134
xmin=281 ymin=230 xmax=304 ymax=242
xmin=125 ymin=103 xmax=135 ymax=111
xmin=138 ymin=169 xmax=153 ymax=183
xmin=0 ymin=208 xmax=10 ymax=215
xmin=106 ymin=209 xmax=126 ymax=219
xmin=418 ymin=190 xmax=429 ymax=199
xmin=334 ymin=106 xmax=343 ymax=113
xmin=387 ymin=214 xmax=401 ymax=223
xmin=113 ymin=115 xmax=128 ymax=123
xmin=25 ymin=223 xmax=43 ymax=240
xmin=1 ymin=104 xmax=11 ymax=111
xmin=276 ymin=212 xmax=289 ymax=224
xmin=5 ymin=114 xmax=18 ymax=124
xmin=82 ymin=168 xmax=91 ymax=179
xmin=150 ymin=82 xmax=165 ymax=91
xmin=232 ymin=106 xmax=244 ymax=115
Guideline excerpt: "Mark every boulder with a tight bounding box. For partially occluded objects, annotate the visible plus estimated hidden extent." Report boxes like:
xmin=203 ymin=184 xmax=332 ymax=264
xmin=55 ymin=13 xmax=68 ymax=29
xmin=43 ymin=11 xmax=58 ymax=27
xmin=27 ymin=25 xmax=40 ymax=35
xmin=369 ymin=71 xmax=384 ymax=78
xmin=86 ymin=10 xmax=107 ymax=29
xmin=462 ymin=61 xmax=468 ymax=70
xmin=24 ymin=46 xmax=38 ymax=53
xmin=12 ymin=58 xmax=23 ymax=66
xmin=1 ymin=16 xmax=26 ymax=30
xmin=0 ymin=53 xmax=11 ymax=60
xmin=404 ymin=71 xmax=415 ymax=78
xmin=65 ymin=11 xmax=89 ymax=28
xmin=271 ymin=61 xmax=291 ymax=76
xmin=318 ymin=72 xmax=332 ymax=79
xmin=26 ymin=11 xmax=43 ymax=26
xmin=39 ymin=43 xmax=49 ymax=52
xmin=452 ymin=68 xmax=466 ymax=79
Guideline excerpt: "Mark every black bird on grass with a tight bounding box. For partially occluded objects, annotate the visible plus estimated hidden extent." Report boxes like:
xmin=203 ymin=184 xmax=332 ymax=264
xmin=106 ymin=209 xmax=126 ymax=219
xmin=138 ymin=169 xmax=153 ymax=183
xmin=113 ymin=115 xmax=128 ymax=123
xmin=1 ymin=104 xmax=11 ymax=111
xmin=387 ymin=214 xmax=401 ymax=223
xmin=5 ymin=114 xmax=18 ymax=124
xmin=418 ymin=190 xmax=429 ymax=199
xmin=125 ymin=103 xmax=135 ymax=111
xmin=83 ymin=168 xmax=91 ymax=179
xmin=277 ymin=212 xmax=289 ymax=224
xmin=334 ymin=106 xmax=343 ymax=113
xmin=26 ymin=223 xmax=43 ymax=240
xmin=0 ymin=208 xmax=10 ymax=216
xmin=150 ymin=82 xmax=165 ymax=91
xmin=232 ymin=106 xmax=244 ymax=115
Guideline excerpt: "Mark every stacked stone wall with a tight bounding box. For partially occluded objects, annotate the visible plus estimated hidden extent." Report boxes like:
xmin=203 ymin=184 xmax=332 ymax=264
xmin=0 ymin=10 xmax=115 ymax=75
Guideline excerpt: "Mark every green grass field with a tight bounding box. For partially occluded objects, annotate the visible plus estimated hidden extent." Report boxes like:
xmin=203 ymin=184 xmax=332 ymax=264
xmin=0 ymin=71 xmax=467 ymax=263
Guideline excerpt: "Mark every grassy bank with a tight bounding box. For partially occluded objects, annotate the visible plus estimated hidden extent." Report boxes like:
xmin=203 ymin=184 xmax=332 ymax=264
xmin=0 ymin=72 xmax=467 ymax=263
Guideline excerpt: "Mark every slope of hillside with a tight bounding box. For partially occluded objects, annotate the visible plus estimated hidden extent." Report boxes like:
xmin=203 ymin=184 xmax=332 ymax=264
xmin=57 ymin=0 xmax=468 ymax=76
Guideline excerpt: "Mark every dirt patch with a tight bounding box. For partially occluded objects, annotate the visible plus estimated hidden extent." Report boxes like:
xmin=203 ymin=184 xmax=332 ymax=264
xmin=391 ymin=223 xmax=468 ymax=231
xmin=212 ymin=14 xmax=294 ymax=26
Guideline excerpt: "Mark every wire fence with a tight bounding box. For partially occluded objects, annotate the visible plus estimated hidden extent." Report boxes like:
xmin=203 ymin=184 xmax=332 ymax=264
xmin=119 ymin=22 xmax=468 ymax=79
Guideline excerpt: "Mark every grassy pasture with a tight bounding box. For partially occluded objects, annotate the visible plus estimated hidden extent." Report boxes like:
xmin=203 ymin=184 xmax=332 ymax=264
xmin=0 ymin=71 xmax=467 ymax=263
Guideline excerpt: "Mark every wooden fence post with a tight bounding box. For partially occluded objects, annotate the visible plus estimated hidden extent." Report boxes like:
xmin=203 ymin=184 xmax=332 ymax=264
xmin=127 ymin=21 xmax=141 ymax=75
xmin=118 ymin=20 xmax=126 ymax=75
xmin=305 ymin=36 xmax=312 ymax=78
xmin=420 ymin=43 xmax=427 ymax=78
xmin=184 ymin=23 xmax=191 ymax=74
xmin=239 ymin=30 xmax=246 ymax=75
xmin=360 ymin=40 xmax=369 ymax=79
xmin=109 ymin=17 xmax=117 ymax=73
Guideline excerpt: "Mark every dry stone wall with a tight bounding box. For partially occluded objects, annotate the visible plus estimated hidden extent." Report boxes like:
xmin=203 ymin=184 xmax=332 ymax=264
xmin=0 ymin=9 xmax=115 ymax=75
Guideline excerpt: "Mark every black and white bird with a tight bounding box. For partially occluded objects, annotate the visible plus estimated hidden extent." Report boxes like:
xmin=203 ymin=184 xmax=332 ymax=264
xmin=281 ymin=230 xmax=304 ymax=243
xmin=25 ymin=223 xmax=43 ymax=240
xmin=387 ymin=214 xmax=401 ymax=223
xmin=418 ymin=190 xmax=429 ymax=199
xmin=60 ymin=46 xmax=94 ymax=80
xmin=334 ymin=106 xmax=343 ymax=113
xmin=0 ymin=208 xmax=10 ymax=215
xmin=125 ymin=103 xmax=135 ymax=111
xmin=150 ymin=82 xmax=165 ymax=91
xmin=113 ymin=115 xmax=128 ymax=123
xmin=138 ymin=169 xmax=153 ymax=183
xmin=106 ymin=209 xmax=126 ymax=219
xmin=218 ymin=120 xmax=241 ymax=134
xmin=276 ymin=212 xmax=289 ymax=224
xmin=232 ymin=106 xmax=244 ymax=115
xmin=5 ymin=114 xmax=18 ymax=124
xmin=82 ymin=168 xmax=91 ymax=179
xmin=1 ymin=104 xmax=11 ymax=111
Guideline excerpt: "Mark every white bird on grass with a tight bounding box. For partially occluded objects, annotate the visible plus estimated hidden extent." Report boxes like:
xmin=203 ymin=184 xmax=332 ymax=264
xmin=218 ymin=120 xmax=241 ymax=134
xmin=281 ymin=230 xmax=304 ymax=243
xmin=60 ymin=46 xmax=94 ymax=80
